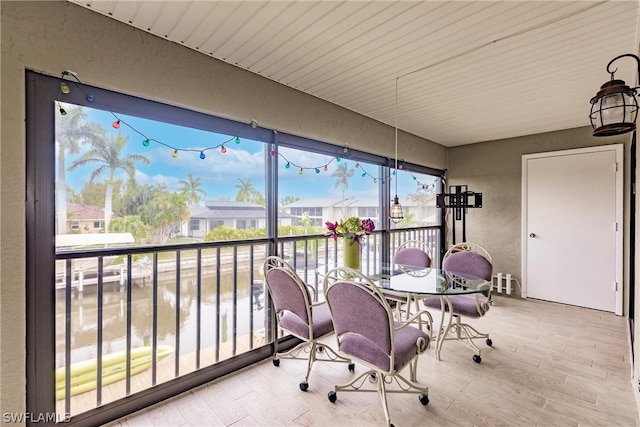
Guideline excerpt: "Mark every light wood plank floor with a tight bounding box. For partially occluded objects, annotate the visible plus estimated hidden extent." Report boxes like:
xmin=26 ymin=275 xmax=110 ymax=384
xmin=107 ymin=295 xmax=640 ymax=426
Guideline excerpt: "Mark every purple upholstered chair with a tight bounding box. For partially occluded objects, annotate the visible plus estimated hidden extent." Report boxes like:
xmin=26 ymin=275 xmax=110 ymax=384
xmin=323 ymin=267 xmax=430 ymax=427
xmin=394 ymin=240 xmax=433 ymax=271
xmin=262 ymin=256 xmax=354 ymax=392
xmin=385 ymin=240 xmax=434 ymax=334
xmin=422 ymin=242 xmax=493 ymax=363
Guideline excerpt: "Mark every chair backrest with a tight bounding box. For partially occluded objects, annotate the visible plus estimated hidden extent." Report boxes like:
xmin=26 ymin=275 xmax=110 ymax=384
xmin=321 ymin=265 xmax=372 ymax=289
xmin=324 ymin=275 xmax=395 ymax=372
xmin=443 ymin=243 xmax=493 ymax=301
xmin=394 ymin=240 xmax=432 ymax=270
xmin=263 ymin=256 xmax=312 ymax=326
xmin=442 ymin=242 xmax=492 ymax=281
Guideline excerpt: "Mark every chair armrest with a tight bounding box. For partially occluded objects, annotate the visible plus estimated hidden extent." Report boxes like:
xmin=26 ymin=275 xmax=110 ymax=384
xmin=306 ymin=283 xmax=318 ymax=302
xmin=393 ymin=321 xmax=430 ymax=353
xmin=381 ymin=288 xmax=409 ymax=302
xmin=395 ymin=309 xmax=431 ymax=330
xmin=475 ymin=292 xmax=490 ymax=315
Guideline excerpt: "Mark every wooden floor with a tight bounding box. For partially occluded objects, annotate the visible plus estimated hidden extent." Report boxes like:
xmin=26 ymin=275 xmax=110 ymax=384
xmin=107 ymin=295 xmax=640 ymax=426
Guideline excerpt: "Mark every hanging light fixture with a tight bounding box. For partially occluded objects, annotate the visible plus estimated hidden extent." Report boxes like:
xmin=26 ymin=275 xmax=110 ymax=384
xmin=590 ymin=54 xmax=640 ymax=137
xmin=390 ymin=77 xmax=404 ymax=223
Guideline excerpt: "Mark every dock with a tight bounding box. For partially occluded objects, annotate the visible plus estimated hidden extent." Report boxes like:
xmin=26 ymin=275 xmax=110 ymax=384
xmin=55 ymin=261 xmax=152 ymax=292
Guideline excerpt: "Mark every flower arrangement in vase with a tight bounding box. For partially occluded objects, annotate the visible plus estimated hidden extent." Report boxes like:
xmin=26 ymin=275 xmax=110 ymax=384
xmin=325 ymin=217 xmax=375 ymax=269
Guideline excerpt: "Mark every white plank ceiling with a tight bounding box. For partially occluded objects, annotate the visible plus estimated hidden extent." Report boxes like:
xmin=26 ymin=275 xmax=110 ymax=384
xmin=68 ymin=1 xmax=640 ymax=147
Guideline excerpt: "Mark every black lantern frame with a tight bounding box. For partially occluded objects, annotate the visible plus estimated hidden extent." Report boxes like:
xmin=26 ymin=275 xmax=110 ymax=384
xmin=590 ymin=54 xmax=640 ymax=137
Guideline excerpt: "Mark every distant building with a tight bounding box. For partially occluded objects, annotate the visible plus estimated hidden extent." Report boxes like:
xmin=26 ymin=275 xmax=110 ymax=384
xmin=186 ymin=201 xmax=295 ymax=238
xmin=281 ymin=195 xmax=437 ymax=228
xmin=284 ymin=197 xmax=354 ymax=227
xmin=187 ymin=195 xmax=437 ymax=239
xmin=65 ymin=203 xmax=105 ymax=234
xmin=282 ymin=196 xmax=378 ymax=228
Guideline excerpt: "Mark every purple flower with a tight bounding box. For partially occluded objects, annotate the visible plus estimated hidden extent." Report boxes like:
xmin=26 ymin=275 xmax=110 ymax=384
xmin=325 ymin=217 xmax=375 ymax=243
xmin=361 ymin=218 xmax=375 ymax=234
xmin=324 ymin=221 xmax=339 ymax=241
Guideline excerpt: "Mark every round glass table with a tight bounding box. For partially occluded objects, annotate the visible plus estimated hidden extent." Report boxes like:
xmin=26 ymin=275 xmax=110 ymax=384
xmin=318 ymin=263 xmax=491 ymax=360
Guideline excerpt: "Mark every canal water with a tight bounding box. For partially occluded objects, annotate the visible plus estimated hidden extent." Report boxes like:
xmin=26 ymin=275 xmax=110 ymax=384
xmin=55 ymin=268 xmax=268 ymax=368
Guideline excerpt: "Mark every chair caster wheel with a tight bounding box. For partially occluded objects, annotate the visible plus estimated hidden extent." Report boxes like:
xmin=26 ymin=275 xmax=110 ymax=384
xmin=486 ymin=338 xmax=493 ymax=346
xmin=328 ymin=391 xmax=337 ymax=403
xmin=273 ymin=359 xmax=280 ymax=367
xmin=348 ymin=363 xmax=355 ymax=371
xmin=299 ymin=382 xmax=309 ymax=392
xmin=473 ymin=354 xmax=481 ymax=363
xmin=419 ymin=394 xmax=429 ymax=405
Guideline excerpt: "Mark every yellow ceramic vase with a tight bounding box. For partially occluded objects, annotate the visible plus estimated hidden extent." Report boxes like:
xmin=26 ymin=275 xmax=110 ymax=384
xmin=343 ymin=238 xmax=361 ymax=270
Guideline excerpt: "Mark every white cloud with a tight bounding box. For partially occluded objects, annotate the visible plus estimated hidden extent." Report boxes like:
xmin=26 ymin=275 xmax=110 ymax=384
xmin=133 ymin=170 xmax=181 ymax=191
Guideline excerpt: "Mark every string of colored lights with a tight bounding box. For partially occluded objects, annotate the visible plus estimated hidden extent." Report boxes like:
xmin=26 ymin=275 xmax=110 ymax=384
xmin=56 ymin=70 xmax=434 ymax=189
xmin=271 ymin=143 xmax=396 ymax=185
xmin=57 ymin=71 xmax=240 ymax=159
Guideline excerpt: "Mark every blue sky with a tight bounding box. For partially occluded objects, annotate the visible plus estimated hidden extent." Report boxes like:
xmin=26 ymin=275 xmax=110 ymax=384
xmin=58 ymin=103 xmax=431 ymax=203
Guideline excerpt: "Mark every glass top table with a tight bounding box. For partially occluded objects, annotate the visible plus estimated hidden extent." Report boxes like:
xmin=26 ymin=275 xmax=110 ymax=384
xmin=317 ymin=263 xmax=491 ymax=295
xmin=317 ymin=263 xmax=492 ymax=360
xmin=376 ymin=267 xmax=491 ymax=296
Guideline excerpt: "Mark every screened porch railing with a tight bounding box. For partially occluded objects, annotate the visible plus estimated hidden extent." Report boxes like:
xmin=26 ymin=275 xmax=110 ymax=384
xmin=54 ymin=226 xmax=441 ymax=417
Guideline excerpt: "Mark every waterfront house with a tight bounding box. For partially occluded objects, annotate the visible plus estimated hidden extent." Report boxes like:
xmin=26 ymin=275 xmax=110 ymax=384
xmin=187 ymin=201 xmax=269 ymax=238
xmin=64 ymin=204 xmax=106 ymax=235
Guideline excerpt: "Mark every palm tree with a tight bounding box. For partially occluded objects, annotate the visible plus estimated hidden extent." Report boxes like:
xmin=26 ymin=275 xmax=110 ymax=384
xmin=116 ymin=182 xmax=160 ymax=217
xmin=279 ymin=195 xmax=300 ymax=208
xmin=109 ymin=215 xmax=150 ymax=242
xmin=139 ymin=192 xmax=190 ymax=244
xmin=178 ymin=173 xmax=207 ymax=204
xmin=400 ymin=211 xmax=420 ymax=226
xmin=69 ymin=132 xmax=149 ymax=233
xmin=55 ymin=105 xmax=107 ymax=234
xmin=331 ymin=163 xmax=354 ymax=217
xmin=408 ymin=187 xmax=437 ymax=205
xmin=234 ymin=178 xmax=255 ymax=202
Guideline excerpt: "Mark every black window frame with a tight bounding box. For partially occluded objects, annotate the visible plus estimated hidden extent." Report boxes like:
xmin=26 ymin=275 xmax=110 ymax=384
xmin=26 ymin=69 xmax=445 ymax=425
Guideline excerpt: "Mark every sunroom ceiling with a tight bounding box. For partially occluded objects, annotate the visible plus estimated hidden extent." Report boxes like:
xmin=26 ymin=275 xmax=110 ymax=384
xmin=68 ymin=1 xmax=640 ymax=147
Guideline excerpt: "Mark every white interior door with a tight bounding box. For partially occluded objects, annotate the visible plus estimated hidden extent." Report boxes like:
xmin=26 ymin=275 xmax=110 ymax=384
xmin=522 ymin=145 xmax=623 ymax=314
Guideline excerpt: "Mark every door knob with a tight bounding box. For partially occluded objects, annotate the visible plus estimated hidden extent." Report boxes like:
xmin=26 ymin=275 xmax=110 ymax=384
xmin=529 ymin=233 xmax=536 ymax=238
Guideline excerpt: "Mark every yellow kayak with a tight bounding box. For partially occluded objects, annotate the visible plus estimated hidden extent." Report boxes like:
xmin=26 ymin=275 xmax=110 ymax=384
xmin=56 ymin=345 xmax=174 ymax=400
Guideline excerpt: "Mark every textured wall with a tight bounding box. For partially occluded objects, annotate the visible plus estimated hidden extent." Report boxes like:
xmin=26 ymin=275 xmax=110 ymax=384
xmin=0 ymin=0 xmax=445 ymax=415
xmin=447 ymin=126 xmax=631 ymax=302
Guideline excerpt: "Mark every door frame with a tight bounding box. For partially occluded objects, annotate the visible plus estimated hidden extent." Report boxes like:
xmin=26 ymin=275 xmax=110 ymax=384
xmin=521 ymin=144 xmax=624 ymax=315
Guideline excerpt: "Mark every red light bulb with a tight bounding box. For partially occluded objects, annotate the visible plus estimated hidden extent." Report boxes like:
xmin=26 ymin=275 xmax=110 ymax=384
xmin=112 ymin=120 xmax=121 ymax=129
